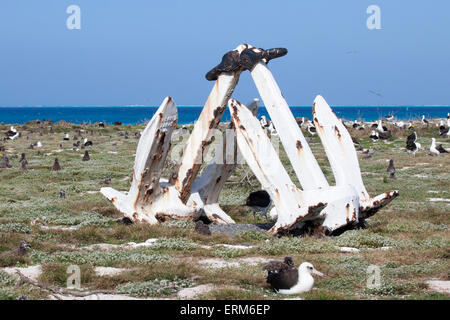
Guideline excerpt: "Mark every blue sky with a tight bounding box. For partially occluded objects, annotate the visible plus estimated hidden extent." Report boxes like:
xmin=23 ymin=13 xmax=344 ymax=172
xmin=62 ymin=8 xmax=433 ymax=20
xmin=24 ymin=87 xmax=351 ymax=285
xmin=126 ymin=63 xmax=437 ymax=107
xmin=0 ymin=0 xmax=449 ymax=106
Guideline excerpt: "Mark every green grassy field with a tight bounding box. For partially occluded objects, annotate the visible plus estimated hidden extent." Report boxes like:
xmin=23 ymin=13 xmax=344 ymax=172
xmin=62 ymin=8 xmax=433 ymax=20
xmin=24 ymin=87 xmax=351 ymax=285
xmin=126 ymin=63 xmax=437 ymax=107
xmin=0 ymin=120 xmax=449 ymax=300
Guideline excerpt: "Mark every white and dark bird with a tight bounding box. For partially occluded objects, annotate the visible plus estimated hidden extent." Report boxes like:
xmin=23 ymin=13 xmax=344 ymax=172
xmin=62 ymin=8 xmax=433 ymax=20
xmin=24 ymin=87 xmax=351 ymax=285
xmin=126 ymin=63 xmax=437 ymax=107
xmin=439 ymin=120 xmax=449 ymax=136
xmin=5 ymin=126 xmax=19 ymax=140
xmin=63 ymin=133 xmax=70 ymax=141
xmin=263 ymin=258 xmax=324 ymax=294
xmin=429 ymin=138 xmax=448 ymax=156
xmin=245 ymin=190 xmax=272 ymax=222
xmin=260 ymin=116 xmax=269 ymax=128
xmin=83 ymin=138 xmax=93 ymax=147
xmin=407 ymin=132 xmax=417 ymax=145
xmin=376 ymin=120 xmax=388 ymax=133
xmin=268 ymin=122 xmax=278 ymax=136
xmin=307 ymin=124 xmax=316 ymax=136
xmin=263 ymin=257 xmax=295 ymax=291
xmin=370 ymin=130 xmax=379 ymax=142
xmin=421 ymin=115 xmax=429 ymax=126
xmin=385 ymin=115 xmax=394 ymax=121
xmin=352 ymin=120 xmax=361 ymax=129
xmin=295 ymin=117 xmax=305 ymax=127
xmin=406 ymin=132 xmax=420 ymax=156
xmin=394 ymin=121 xmax=406 ymax=129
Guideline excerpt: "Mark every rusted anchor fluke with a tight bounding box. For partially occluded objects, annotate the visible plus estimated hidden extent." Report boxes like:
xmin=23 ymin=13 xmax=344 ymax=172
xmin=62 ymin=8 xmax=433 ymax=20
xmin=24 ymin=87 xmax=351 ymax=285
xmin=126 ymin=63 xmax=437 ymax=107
xmin=206 ymin=46 xmax=288 ymax=81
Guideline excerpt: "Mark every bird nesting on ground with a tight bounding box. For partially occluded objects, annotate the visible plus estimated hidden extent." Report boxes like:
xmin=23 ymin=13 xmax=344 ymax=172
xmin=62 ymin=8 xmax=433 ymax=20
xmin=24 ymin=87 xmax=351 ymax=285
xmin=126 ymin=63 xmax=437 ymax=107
xmin=83 ymin=138 xmax=93 ymax=147
xmin=5 ymin=126 xmax=19 ymax=140
xmin=117 ymin=217 xmax=133 ymax=225
xmin=429 ymin=138 xmax=448 ymax=156
xmin=0 ymin=155 xmax=12 ymax=168
xmin=194 ymin=220 xmax=211 ymax=236
xmin=387 ymin=159 xmax=396 ymax=179
xmin=99 ymin=178 xmax=111 ymax=185
xmin=263 ymin=257 xmax=324 ymax=294
xmin=59 ymin=189 xmax=66 ymax=199
xmin=378 ymin=130 xmax=392 ymax=140
xmin=1 ymin=241 xmax=32 ymax=257
xmin=307 ymin=124 xmax=316 ymax=136
xmin=370 ymin=130 xmax=379 ymax=142
xmin=439 ymin=120 xmax=450 ymax=136
xmin=361 ymin=148 xmax=375 ymax=160
xmin=245 ymin=190 xmax=272 ymax=222
xmin=52 ymin=158 xmax=61 ymax=171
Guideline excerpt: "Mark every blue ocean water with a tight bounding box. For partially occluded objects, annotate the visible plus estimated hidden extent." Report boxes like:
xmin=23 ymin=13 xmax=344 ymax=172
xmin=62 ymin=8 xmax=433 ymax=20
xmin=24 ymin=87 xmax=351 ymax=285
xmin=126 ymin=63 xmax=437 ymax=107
xmin=0 ymin=106 xmax=449 ymax=125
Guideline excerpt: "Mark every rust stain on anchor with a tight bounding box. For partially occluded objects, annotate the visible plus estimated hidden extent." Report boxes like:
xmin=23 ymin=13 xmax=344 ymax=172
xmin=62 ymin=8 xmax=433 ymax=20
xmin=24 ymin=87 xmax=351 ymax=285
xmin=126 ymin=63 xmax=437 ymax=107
xmin=334 ymin=126 xmax=342 ymax=139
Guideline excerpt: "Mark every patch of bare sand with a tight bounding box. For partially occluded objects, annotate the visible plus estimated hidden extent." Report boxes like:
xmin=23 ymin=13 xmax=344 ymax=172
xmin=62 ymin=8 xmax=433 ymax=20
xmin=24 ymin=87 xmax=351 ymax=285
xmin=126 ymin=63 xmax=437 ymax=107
xmin=426 ymin=280 xmax=450 ymax=295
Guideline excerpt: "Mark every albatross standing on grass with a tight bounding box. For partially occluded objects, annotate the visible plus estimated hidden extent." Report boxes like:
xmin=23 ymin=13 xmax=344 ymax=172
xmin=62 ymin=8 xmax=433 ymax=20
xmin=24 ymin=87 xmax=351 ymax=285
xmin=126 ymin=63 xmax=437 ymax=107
xmin=387 ymin=159 xmax=396 ymax=179
xmin=263 ymin=258 xmax=324 ymax=294
xmin=429 ymin=138 xmax=448 ymax=156
xmin=245 ymin=190 xmax=272 ymax=222
xmin=268 ymin=122 xmax=278 ymax=136
xmin=376 ymin=120 xmax=387 ymax=133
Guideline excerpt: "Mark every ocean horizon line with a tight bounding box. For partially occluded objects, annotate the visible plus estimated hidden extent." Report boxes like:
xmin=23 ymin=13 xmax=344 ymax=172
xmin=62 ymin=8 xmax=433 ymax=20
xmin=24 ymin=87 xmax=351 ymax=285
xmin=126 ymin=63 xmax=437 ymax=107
xmin=1 ymin=105 xmax=450 ymax=108
xmin=1 ymin=105 xmax=449 ymax=125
